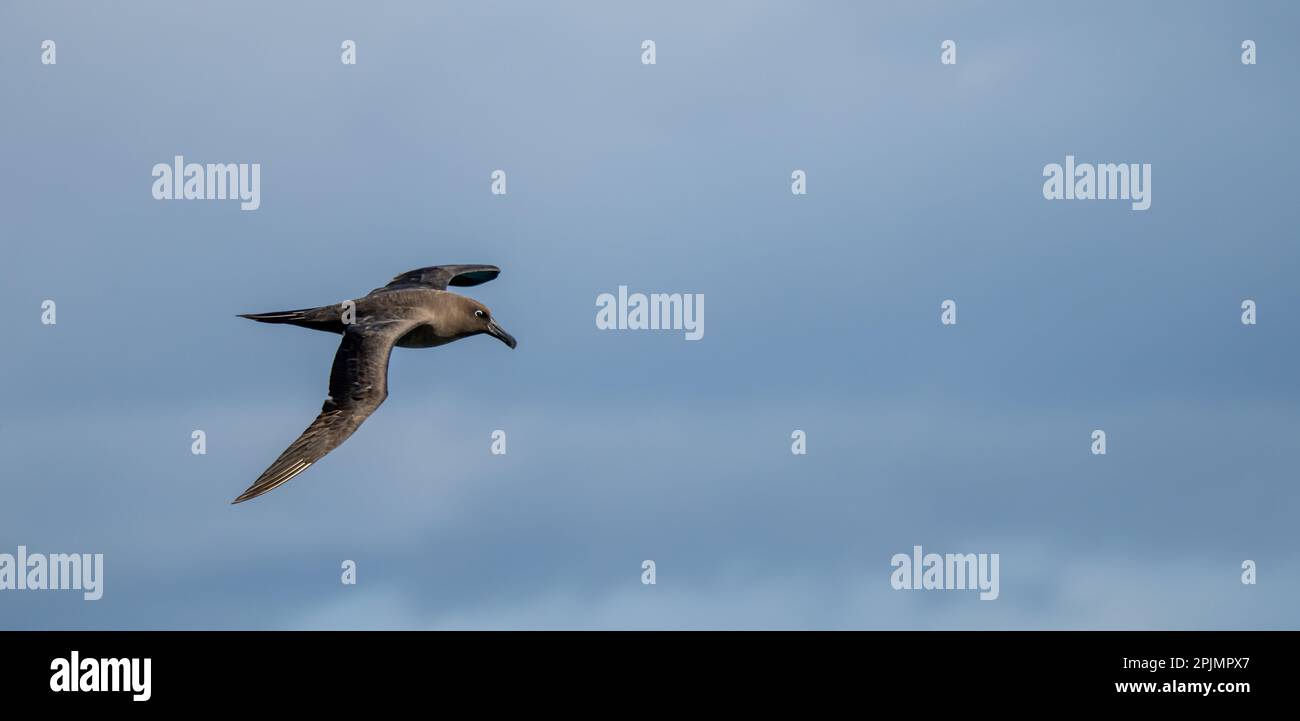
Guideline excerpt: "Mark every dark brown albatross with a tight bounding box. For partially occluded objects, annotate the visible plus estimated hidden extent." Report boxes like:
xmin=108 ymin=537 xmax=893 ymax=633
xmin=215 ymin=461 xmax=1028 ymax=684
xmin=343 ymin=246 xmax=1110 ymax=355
xmin=232 ymin=264 xmax=516 ymax=504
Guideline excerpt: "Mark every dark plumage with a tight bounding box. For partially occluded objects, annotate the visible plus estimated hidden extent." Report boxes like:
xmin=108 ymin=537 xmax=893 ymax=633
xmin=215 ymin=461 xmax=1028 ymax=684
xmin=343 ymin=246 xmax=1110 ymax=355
xmin=232 ymin=264 xmax=516 ymax=504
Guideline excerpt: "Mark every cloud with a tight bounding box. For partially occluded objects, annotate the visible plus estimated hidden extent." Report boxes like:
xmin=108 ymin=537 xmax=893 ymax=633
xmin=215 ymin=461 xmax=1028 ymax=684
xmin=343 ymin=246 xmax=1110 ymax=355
xmin=292 ymin=552 xmax=1298 ymax=630
xmin=3 ymin=394 xmax=1293 ymax=629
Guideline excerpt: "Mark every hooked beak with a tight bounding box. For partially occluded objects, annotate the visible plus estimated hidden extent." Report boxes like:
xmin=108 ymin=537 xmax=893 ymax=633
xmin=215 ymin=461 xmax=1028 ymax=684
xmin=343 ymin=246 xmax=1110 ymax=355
xmin=486 ymin=320 xmax=517 ymax=349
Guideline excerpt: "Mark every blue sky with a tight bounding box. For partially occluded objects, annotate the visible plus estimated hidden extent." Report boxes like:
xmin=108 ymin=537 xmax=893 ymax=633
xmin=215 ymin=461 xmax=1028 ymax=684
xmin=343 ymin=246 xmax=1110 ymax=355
xmin=1 ymin=1 xmax=1297 ymax=629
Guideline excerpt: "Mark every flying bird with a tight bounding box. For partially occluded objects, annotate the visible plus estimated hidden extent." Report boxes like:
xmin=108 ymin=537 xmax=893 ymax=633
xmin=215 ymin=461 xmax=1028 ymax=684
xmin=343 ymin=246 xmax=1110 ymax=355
xmin=232 ymin=264 xmax=516 ymax=504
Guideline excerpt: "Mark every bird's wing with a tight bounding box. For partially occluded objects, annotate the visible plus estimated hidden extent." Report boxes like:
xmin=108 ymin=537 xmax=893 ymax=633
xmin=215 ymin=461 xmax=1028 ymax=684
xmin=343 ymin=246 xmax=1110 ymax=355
xmin=372 ymin=264 xmax=500 ymax=293
xmin=233 ymin=317 xmax=421 ymax=504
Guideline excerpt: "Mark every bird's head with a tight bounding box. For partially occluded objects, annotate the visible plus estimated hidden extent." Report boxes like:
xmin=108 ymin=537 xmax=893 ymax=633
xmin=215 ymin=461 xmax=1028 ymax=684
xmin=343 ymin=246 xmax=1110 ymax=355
xmin=459 ymin=297 xmax=516 ymax=349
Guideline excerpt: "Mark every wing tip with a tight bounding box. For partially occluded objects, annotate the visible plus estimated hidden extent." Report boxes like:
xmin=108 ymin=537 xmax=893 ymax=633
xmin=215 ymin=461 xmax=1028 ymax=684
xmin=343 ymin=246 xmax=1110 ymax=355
xmin=231 ymin=480 xmax=275 ymax=505
xmin=382 ymin=264 xmax=503 ymax=291
xmin=449 ymin=267 xmax=501 ymax=286
xmin=231 ymin=459 xmax=316 ymax=505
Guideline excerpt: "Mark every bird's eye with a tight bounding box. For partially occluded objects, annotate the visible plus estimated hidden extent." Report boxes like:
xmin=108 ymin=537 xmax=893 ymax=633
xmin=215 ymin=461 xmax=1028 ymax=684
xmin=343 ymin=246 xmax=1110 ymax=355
xmin=475 ymin=310 xmax=486 ymax=319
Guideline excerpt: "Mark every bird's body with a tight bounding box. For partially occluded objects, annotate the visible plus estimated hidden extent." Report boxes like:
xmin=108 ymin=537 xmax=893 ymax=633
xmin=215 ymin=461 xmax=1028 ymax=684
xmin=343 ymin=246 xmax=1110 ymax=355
xmin=232 ymin=264 xmax=516 ymax=504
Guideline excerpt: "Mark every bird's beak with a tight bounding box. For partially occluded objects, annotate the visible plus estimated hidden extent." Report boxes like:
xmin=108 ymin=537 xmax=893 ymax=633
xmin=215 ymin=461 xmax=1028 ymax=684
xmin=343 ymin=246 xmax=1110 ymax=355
xmin=486 ymin=320 xmax=517 ymax=349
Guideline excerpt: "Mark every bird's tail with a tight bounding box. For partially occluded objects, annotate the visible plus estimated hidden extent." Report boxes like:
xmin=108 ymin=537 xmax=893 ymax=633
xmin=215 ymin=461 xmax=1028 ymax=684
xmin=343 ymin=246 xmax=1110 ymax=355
xmin=238 ymin=306 xmax=345 ymax=334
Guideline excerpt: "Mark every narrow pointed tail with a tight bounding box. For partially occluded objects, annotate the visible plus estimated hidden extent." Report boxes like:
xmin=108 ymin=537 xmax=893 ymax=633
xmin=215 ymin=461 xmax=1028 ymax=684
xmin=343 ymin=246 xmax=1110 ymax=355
xmin=238 ymin=306 xmax=345 ymax=334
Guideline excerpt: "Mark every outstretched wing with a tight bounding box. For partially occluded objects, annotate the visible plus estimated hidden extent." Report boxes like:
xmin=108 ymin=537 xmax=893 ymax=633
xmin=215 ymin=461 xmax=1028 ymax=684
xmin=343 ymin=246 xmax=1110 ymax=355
xmin=373 ymin=264 xmax=500 ymax=293
xmin=233 ymin=318 xmax=420 ymax=503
